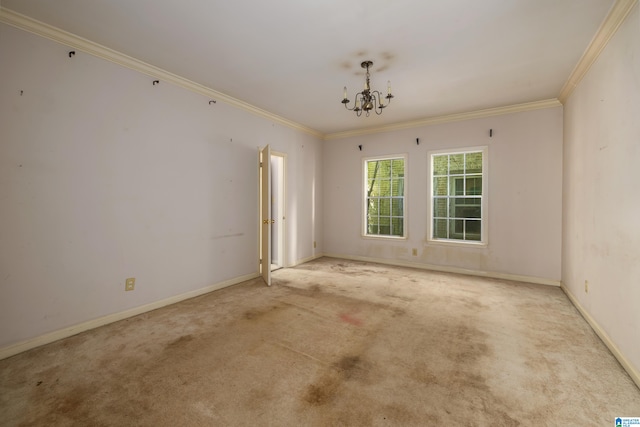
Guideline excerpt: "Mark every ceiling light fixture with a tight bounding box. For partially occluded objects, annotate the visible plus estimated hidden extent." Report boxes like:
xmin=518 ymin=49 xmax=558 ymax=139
xmin=341 ymin=60 xmax=393 ymax=117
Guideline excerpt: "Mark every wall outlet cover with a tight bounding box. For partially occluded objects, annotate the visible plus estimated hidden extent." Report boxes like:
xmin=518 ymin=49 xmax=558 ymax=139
xmin=125 ymin=278 xmax=135 ymax=291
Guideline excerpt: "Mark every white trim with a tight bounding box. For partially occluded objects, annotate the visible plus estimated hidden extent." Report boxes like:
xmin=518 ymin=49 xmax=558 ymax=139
xmin=561 ymin=283 xmax=640 ymax=390
xmin=0 ymin=7 xmax=323 ymax=139
xmin=5 ymin=1 xmax=633 ymax=140
xmin=323 ymin=253 xmax=561 ymax=287
xmin=0 ymin=272 xmax=259 ymax=361
xmin=290 ymin=253 xmax=324 ymax=267
xmin=0 ymin=7 xmax=566 ymax=141
xmin=325 ymin=99 xmax=562 ymax=140
xmin=558 ymin=0 xmax=638 ymax=103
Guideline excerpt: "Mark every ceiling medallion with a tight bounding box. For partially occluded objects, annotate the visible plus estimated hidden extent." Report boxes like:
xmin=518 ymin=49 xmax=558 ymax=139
xmin=341 ymin=60 xmax=394 ymax=117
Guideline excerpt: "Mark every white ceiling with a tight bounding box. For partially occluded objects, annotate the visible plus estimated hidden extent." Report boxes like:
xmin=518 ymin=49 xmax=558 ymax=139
xmin=2 ymin=0 xmax=615 ymax=136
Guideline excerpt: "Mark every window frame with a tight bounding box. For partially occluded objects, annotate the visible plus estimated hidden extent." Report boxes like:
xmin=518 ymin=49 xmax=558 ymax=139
xmin=362 ymin=154 xmax=408 ymax=240
xmin=428 ymin=146 xmax=488 ymax=246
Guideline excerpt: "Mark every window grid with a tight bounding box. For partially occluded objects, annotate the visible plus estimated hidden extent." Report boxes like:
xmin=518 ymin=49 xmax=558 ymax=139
xmin=365 ymin=157 xmax=405 ymax=238
xmin=432 ymin=151 xmax=484 ymax=242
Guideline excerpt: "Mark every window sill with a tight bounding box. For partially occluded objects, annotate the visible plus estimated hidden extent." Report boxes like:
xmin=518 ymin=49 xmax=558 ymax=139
xmin=362 ymin=234 xmax=408 ymax=241
xmin=426 ymin=239 xmax=487 ymax=248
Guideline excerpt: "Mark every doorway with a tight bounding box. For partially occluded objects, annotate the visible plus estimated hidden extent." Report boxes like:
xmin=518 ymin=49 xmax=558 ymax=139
xmin=270 ymin=152 xmax=286 ymax=271
xmin=259 ymin=146 xmax=287 ymax=286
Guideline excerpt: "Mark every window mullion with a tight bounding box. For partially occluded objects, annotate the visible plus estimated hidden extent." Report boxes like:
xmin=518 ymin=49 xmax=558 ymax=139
xmin=364 ymin=156 xmax=406 ymax=238
xmin=431 ymin=149 xmax=486 ymax=244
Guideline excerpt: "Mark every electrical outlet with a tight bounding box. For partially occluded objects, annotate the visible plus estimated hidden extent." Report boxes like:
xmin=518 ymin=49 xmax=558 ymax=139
xmin=125 ymin=278 xmax=135 ymax=291
xmin=412 ymin=248 xmax=418 ymax=256
xmin=584 ymin=280 xmax=589 ymax=293
xmin=314 ymin=241 xmax=317 ymax=248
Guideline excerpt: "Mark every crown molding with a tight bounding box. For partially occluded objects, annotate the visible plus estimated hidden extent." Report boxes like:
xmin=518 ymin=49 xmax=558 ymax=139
xmin=3 ymin=2 xmax=625 ymax=141
xmin=0 ymin=8 xmax=324 ymax=139
xmin=324 ymin=99 xmax=562 ymax=140
xmin=558 ymin=0 xmax=638 ymax=103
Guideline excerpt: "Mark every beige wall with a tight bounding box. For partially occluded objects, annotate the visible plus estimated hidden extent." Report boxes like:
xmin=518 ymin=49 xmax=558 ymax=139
xmin=323 ymin=107 xmax=563 ymax=283
xmin=562 ymin=4 xmax=640 ymax=380
xmin=0 ymin=22 xmax=323 ymax=351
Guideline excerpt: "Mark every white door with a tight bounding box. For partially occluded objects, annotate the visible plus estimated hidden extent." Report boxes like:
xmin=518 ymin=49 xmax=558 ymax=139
xmin=259 ymin=145 xmax=271 ymax=286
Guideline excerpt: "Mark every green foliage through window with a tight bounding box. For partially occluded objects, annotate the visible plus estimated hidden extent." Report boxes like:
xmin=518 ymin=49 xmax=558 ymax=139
xmin=365 ymin=157 xmax=405 ymax=237
xmin=432 ymin=150 xmax=484 ymax=242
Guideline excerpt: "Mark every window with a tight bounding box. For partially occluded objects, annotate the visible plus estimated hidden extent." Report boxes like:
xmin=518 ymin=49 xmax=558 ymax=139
xmin=364 ymin=156 xmax=406 ymax=238
xmin=430 ymin=147 xmax=487 ymax=244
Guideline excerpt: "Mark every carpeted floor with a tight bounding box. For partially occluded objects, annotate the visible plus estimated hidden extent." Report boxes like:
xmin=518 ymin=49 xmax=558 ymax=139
xmin=1 ymin=257 xmax=639 ymax=426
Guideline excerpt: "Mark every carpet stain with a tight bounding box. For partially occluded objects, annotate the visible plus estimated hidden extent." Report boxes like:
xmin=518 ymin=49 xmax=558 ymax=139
xmin=391 ymin=307 xmax=406 ymax=317
xmin=3 ymin=257 xmax=640 ymax=425
xmin=339 ymin=313 xmax=363 ymax=326
xmin=304 ymin=374 xmax=341 ymax=406
xmin=279 ymin=283 xmax=323 ymax=297
xmin=308 ymin=283 xmax=322 ymax=293
xmin=335 ymin=355 xmax=360 ymax=371
xmin=243 ymin=305 xmax=280 ymax=320
xmin=331 ymin=262 xmax=386 ymax=276
xmin=334 ymin=355 xmax=370 ymax=381
xmin=32 ymin=384 xmax=103 ymax=426
xmin=165 ymin=334 xmax=194 ymax=350
xmin=304 ymin=354 xmax=373 ymax=407
xmin=55 ymin=390 xmax=83 ymax=414
xmin=444 ymin=323 xmax=492 ymax=364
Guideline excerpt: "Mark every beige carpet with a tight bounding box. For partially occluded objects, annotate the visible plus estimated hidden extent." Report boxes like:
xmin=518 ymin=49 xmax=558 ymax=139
xmin=1 ymin=257 xmax=639 ymax=426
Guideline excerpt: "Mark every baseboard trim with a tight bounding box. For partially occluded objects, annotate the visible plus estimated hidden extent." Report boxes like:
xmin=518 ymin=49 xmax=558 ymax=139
xmin=322 ymin=253 xmax=561 ymax=287
xmin=290 ymin=253 xmax=324 ymax=267
xmin=0 ymin=272 xmax=259 ymax=361
xmin=560 ymin=283 xmax=640 ymax=390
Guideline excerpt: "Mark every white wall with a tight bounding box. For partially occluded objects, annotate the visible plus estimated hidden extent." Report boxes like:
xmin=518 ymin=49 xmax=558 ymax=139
xmin=562 ymin=4 xmax=639 ymax=378
xmin=324 ymin=107 xmax=563 ymax=282
xmin=0 ymin=23 xmax=322 ymax=349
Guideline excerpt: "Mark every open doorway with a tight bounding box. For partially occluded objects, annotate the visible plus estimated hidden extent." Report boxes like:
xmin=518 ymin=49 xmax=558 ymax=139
xmin=270 ymin=152 xmax=286 ymax=271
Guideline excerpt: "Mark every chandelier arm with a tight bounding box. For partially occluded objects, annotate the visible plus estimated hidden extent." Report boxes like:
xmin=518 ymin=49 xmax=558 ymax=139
xmin=372 ymin=90 xmax=384 ymax=115
xmin=343 ymin=91 xmax=365 ymax=111
xmin=381 ymin=90 xmax=392 ymax=105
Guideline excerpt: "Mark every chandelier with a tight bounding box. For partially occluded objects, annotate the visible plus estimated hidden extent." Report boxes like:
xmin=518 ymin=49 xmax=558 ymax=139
xmin=341 ymin=60 xmax=394 ymax=117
